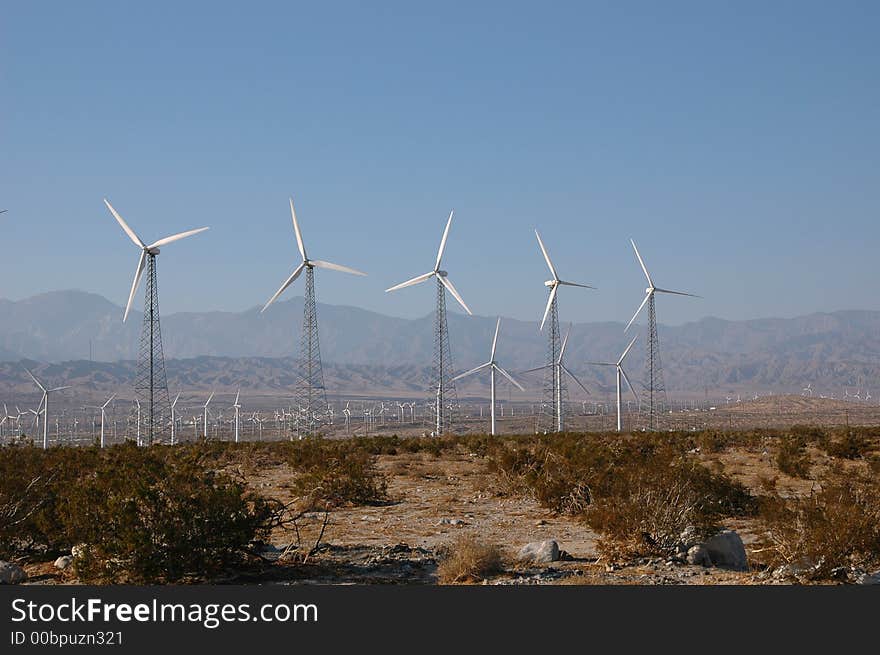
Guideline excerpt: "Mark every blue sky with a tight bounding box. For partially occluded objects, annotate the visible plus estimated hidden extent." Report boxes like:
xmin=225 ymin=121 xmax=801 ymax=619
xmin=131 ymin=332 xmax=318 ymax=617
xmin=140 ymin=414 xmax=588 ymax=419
xmin=1 ymin=1 xmax=878 ymax=325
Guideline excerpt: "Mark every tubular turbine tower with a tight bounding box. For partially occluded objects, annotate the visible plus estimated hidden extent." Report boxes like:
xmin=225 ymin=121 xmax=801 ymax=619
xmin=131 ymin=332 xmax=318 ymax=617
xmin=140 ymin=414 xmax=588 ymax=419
xmin=105 ymin=198 xmax=209 ymax=445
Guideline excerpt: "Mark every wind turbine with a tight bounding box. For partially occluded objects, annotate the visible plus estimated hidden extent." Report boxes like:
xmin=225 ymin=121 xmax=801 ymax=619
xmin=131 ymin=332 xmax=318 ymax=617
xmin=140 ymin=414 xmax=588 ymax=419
xmin=534 ymin=231 xmax=593 ymax=432
xmin=386 ymin=210 xmax=472 ymax=436
xmin=523 ymin=325 xmax=590 ymax=432
xmin=203 ymin=391 xmax=215 ymax=440
xmin=587 ymin=336 xmax=638 ymax=432
xmin=625 ymin=238 xmax=699 ymax=430
xmin=96 ymin=393 xmax=116 ymax=448
xmin=24 ymin=368 xmax=70 ymax=449
xmin=453 ymin=318 xmax=524 ymax=436
xmin=105 ymin=198 xmax=208 ymax=444
xmin=262 ymin=197 xmax=366 ymax=438
xmin=170 ymin=392 xmax=181 ymax=445
xmin=232 ymin=389 xmax=241 ymax=443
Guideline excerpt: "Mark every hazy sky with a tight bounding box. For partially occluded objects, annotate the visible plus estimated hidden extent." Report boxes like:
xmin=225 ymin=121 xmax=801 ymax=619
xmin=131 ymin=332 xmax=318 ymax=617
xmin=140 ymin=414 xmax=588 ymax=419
xmin=1 ymin=1 xmax=878 ymax=326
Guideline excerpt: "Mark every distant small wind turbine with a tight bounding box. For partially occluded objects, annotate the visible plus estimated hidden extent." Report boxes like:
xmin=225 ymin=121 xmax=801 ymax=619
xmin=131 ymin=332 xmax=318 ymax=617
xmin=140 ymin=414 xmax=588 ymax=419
xmin=25 ymin=369 xmax=70 ymax=449
xmin=587 ymin=336 xmax=639 ymax=432
xmin=453 ymin=318 xmax=524 ymax=436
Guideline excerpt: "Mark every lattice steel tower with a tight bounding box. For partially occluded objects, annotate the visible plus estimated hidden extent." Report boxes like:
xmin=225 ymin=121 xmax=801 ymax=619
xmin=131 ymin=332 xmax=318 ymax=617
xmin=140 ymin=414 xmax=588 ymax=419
xmin=104 ymin=197 xmax=209 ymax=446
xmin=292 ymin=266 xmax=327 ymax=438
xmin=639 ymin=293 xmax=667 ymax=430
xmin=385 ymin=210 xmax=473 ymax=436
xmin=261 ymin=197 xmax=367 ymax=439
xmin=430 ymin=276 xmax=458 ymax=436
xmin=538 ymin=295 xmax=567 ymax=432
xmin=626 ymin=239 xmax=698 ymax=431
xmin=133 ymin=254 xmax=172 ymax=444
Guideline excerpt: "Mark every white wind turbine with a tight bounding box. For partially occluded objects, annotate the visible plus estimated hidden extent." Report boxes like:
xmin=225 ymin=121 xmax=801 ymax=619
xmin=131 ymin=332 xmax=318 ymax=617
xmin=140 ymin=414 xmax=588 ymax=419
xmin=203 ymin=391 xmax=215 ymax=440
xmin=25 ymin=369 xmax=70 ymax=449
xmin=522 ymin=325 xmax=590 ymax=432
xmin=170 ymin=392 xmax=181 ymax=445
xmin=453 ymin=317 xmax=524 ymax=436
xmin=386 ymin=210 xmax=472 ymax=436
xmin=232 ymin=389 xmax=241 ymax=443
xmin=587 ymin=336 xmax=639 ymax=432
xmin=97 ymin=393 xmax=116 ymax=448
xmin=535 ymin=230 xmax=594 ymax=331
xmin=105 ymin=198 xmax=208 ymax=444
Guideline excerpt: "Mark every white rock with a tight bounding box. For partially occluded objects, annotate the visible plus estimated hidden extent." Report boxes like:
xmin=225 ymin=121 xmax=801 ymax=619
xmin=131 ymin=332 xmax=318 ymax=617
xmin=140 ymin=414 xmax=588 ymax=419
xmin=54 ymin=555 xmax=73 ymax=570
xmin=71 ymin=543 xmax=88 ymax=558
xmin=518 ymin=540 xmax=560 ymax=564
xmin=0 ymin=561 xmax=27 ymax=584
xmin=703 ymin=529 xmax=748 ymax=571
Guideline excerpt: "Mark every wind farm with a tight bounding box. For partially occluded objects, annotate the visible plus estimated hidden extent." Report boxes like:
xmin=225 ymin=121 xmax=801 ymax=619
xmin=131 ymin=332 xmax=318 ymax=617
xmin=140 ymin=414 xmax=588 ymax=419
xmin=2 ymin=2 xmax=879 ymax=602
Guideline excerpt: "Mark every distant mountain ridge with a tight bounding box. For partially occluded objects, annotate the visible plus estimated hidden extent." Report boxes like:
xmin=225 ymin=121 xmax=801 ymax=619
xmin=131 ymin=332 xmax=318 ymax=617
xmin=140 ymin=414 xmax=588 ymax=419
xmin=1 ymin=290 xmax=879 ymax=395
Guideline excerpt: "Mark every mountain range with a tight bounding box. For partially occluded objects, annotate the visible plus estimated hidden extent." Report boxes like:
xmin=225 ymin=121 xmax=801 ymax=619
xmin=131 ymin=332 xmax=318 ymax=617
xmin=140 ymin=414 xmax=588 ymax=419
xmin=1 ymin=290 xmax=879 ymax=398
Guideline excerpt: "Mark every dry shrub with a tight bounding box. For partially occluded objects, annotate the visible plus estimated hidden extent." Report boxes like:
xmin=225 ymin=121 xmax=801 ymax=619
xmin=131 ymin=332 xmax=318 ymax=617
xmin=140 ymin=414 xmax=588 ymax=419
xmin=437 ymin=535 xmax=504 ymax=584
xmin=824 ymin=432 xmax=871 ymax=460
xmin=0 ymin=443 xmax=274 ymax=582
xmin=756 ymin=467 xmax=880 ymax=579
xmin=286 ymin=440 xmax=388 ymax=510
xmin=585 ymin=459 xmax=752 ymax=561
xmin=488 ymin=435 xmax=754 ymax=561
xmin=776 ymin=436 xmax=812 ymax=478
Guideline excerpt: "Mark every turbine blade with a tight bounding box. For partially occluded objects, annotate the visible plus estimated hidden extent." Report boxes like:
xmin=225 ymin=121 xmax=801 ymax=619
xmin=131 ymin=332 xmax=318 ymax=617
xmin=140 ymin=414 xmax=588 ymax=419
xmin=435 ymin=210 xmax=454 ymax=271
xmin=561 ymin=364 xmax=590 ymax=395
xmin=654 ymin=287 xmax=701 ymax=298
xmin=172 ymin=392 xmax=181 ymax=408
xmin=123 ymin=250 xmax=147 ymax=323
xmin=205 ymin=391 xmax=215 ymax=406
xmin=630 ymin=238 xmax=653 ymax=288
xmin=439 ymin=275 xmax=472 ymax=315
xmin=490 ymin=317 xmax=501 ymax=360
xmin=520 ymin=365 xmax=549 ymax=375
xmin=147 ymin=227 xmax=209 ymax=250
xmin=452 ymin=362 xmax=490 ymax=381
xmin=311 ymin=260 xmax=367 ymax=276
xmin=620 ymin=367 xmax=639 ymax=403
xmin=494 ymin=365 xmax=525 ymax=392
xmin=624 ymin=291 xmax=652 ymax=333
xmin=618 ymin=335 xmax=638 ymax=365
xmin=539 ymin=284 xmax=557 ymax=332
xmin=586 ymin=361 xmax=615 ymax=367
xmin=233 ymin=389 xmax=240 ymax=406
xmin=104 ymin=198 xmax=145 ymax=248
xmin=24 ymin=368 xmax=45 ymax=392
xmin=290 ymin=197 xmax=306 ymax=261
xmin=386 ymin=271 xmax=434 ymax=293
xmin=558 ymin=280 xmax=596 ymax=289
xmin=559 ymin=324 xmax=572 ymax=361
xmin=262 ymin=261 xmax=306 ymax=312
xmin=48 ymin=386 xmax=71 ymax=392
xmin=534 ymin=230 xmax=558 ymax=280
xmin=102 ymin=393 xmax=116 ymax=408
